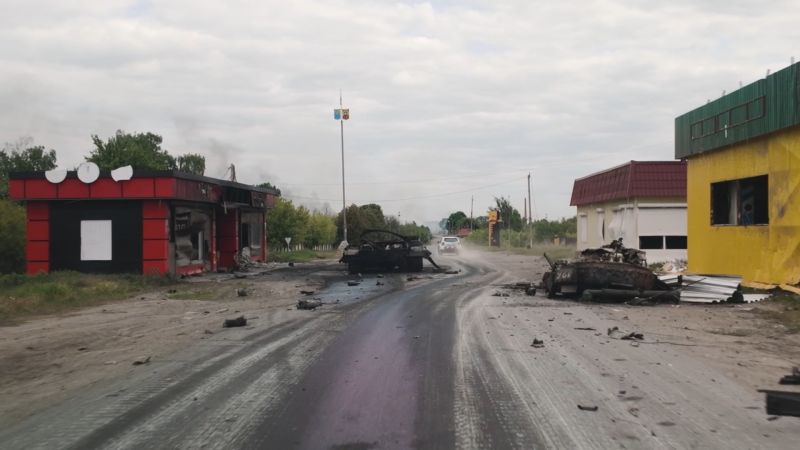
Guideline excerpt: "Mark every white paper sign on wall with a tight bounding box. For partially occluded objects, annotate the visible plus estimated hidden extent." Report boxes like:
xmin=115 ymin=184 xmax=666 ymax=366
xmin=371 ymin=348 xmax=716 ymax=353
xmin=80 ymin=220 xmax=112 ymax=261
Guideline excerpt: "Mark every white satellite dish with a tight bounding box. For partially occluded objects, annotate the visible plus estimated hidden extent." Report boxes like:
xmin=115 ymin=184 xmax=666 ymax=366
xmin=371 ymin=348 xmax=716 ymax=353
xmin=45 ymin=169 xmax=67 ymax=184
xmin=111 ymin=165 xmax=133 ymax=182
xmin=77 ymin=162 xmax=100 ymax=184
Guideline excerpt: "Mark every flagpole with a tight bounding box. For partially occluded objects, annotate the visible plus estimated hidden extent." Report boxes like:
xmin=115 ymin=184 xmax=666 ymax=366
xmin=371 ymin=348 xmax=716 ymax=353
xmin=339 ymin=90 xmax=348 ymax=244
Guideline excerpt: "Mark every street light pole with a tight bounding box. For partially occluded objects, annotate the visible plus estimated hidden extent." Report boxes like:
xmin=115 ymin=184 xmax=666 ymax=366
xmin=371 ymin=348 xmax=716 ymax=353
xmin=339 ymin=90 xmax=348 ymax=244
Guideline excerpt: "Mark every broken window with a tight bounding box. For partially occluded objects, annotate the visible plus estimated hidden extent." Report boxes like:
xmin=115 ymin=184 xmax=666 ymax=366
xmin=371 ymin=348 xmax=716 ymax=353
xmin=240 ymin=212 xmax=263 ymax=249
xmin=639 ymin=236 xmax=664 ymax=250
xmin=174 ymin=207 xmax=211 ymax=266
xmin=665 ymin=236 xmax=687 ymax=249
xmin=711 ymin=175 xmax=768 ymax=226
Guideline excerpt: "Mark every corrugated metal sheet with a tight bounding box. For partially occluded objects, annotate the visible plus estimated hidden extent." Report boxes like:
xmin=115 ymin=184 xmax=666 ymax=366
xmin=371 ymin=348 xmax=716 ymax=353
xmin=570 ymin=161 xmax=686 ymax=206
xmin=675 ymin=62 xmax=800 ymax=159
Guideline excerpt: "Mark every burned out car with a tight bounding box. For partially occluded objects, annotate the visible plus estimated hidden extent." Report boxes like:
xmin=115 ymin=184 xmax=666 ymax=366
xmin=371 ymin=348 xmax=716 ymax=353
xmin=541 ymin=238 xmax=668 ymax=298
xmin=340 ymin=229 xmax=440 ymax=274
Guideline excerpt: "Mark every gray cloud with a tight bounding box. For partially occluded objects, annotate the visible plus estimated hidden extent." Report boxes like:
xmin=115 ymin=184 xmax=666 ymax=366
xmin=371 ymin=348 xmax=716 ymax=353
xmin=1 ymin=0 xmax=798 ymax=222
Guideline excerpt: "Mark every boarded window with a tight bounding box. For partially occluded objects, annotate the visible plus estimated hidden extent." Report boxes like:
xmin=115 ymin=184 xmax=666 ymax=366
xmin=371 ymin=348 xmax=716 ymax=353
xmin=80 ymin=220 xmax=112 ymax=261
xmin=665 ymin=236 xmax=687 ymax=249
xmin=711 ymin=175 xmax=768 ymax=225
xmin=639 ymin=236 xmax=664 ymax=249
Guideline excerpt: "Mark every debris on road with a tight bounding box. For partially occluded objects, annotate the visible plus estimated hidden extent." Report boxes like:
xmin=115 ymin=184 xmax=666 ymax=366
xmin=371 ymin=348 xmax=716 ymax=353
xmin=376 ymin=281 xmax=384 ymax=286
xmin=132 ymin=356 xmax=151 ymax=366
xmin=223 ymin=316 xmax=248 ymax=327
xmin=608 ymin=326 xmax=644 ymax=340
xmin=531 ymin=338 xmax=545 ymax=348
xmin=236 ymin=288 xmax=248 ymax=297
xmin=297 ymin=299 xmax=322 ymax=310
xmin=759 ymin=390 xmax=800 ymax=417
xmin=445 ymin=269 xmax=461 ymax=275
xmin=574 ymin=327 xmax=596 ymax=331
xmin=377 ymin=274 xmax=384 ymax=278
xmin=492 ymin=291 xmax=510 ymax=297
xmin=340 ymin=229 xmax=440 ymax=274
xmin=779 ymin=367 xmax=800 ymax=385
xmin=216 ymin=308 xmax=229 ymax=313
xmin=577 ymin=405 xmax=599 ymax=412
xmin=347 ymin=280 xmax=361 ymax=286
xmin=300 ymin=290 xmax=315 ymax=295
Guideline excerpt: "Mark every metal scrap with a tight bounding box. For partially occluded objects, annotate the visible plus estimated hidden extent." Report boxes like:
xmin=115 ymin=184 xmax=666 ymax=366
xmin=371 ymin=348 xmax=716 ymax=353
xmin=779 ymin=367 xmax=800 ymax=385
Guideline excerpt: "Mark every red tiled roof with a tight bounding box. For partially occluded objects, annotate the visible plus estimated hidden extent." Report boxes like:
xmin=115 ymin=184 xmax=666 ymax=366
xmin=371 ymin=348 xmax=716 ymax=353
xmin=570 ymin=161 xmax=686 ymax=206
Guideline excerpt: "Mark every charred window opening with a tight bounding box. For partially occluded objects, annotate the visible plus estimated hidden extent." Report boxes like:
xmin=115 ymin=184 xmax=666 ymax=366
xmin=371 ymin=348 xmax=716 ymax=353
xmin=639 ymin=236 xmax=664 ymax=249
xmin=711 ymin=175 xmax=768 ymax=226
xmin=240 ymin=212 xmax=262 ymax=250
xmin=665 ymin=236 xmax=687 ymax=249
xmin=174 ymin=207 xmax=211 ymax=266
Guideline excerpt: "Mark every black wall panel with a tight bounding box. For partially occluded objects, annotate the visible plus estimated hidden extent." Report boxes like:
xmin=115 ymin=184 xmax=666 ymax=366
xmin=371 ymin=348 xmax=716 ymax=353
xmin=50 ymin=201 xmax=142 ymax=273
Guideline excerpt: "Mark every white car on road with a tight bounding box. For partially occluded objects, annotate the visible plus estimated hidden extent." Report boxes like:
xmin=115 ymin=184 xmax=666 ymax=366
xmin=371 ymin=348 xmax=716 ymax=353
xmin=438 ymin=236 xmax=461 ymax=255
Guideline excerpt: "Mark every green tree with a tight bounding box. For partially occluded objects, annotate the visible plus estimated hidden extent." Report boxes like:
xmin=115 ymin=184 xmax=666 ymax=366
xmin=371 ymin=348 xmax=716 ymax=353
xmin=1 ymin=138 xmax=57 ymax=197
xmin=0 ymin=199 xmax=26 ymax=273
xmin=256 ymin=182 xmax=281 ymax=195
xmin=266 ymin=199 xmax=310 ymax=248
xmin=177 ymin=153 xmax=206 ymax=175
xmin=87 ymin=130 xmax=176 ymax=171
xmin=305 ymin=212 xmax=337 ymax=247
xmin=494 ymin=197 xmax=523 ymax=231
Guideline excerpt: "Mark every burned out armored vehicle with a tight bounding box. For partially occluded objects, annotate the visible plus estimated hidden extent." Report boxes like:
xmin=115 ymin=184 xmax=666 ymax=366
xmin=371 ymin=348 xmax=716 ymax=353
xmin=541 ymin=238 xmax=668 ymax=298
xmin=340 ymin=229 xmax=440 ymax=274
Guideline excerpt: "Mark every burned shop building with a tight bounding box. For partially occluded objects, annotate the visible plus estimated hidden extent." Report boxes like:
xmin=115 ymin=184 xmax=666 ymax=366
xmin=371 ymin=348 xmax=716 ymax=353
xmin=9 ymin=168 xmax=279 ymax=276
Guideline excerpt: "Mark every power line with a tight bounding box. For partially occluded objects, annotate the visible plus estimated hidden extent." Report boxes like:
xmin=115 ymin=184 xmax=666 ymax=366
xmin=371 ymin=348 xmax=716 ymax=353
xmin=283 ymin=176 xmax=527 ymax=203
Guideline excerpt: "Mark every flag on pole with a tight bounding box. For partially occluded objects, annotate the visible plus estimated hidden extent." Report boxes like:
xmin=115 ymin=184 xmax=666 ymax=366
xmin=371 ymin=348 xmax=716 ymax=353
xmin=342 ymin=109 xmax=350 ymax=120
xmin=334 ymin=109 xmax=341 ymax=120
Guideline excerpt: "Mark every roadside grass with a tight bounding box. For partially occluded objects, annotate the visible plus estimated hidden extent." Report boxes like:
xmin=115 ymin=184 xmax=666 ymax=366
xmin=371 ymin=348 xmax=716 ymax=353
xmin=0 ymin=271 xmax=175 ymax=324
xmin=268 ymin=249 xmax=337 ymax=263
xmin=756 ymin=294 xmax=800 ymax=333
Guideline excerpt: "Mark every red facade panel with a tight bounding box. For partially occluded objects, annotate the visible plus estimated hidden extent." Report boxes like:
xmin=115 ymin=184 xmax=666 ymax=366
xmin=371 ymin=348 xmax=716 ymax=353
xmin=154 ymin=178 xmax=176 ymax=197
xmin=123 ymin=179 xmax=155 ymax=198
xmin=27 ymin=261 xmax=49 ymax=275
xmin=8 ymin=179 xmax=25 ymax=199
xmin=143 ymin=239 xmax=169 ymax=260
xmin=27 ymin=202 xmax=49 ymax=221
xmin=27 ymin=221 xmax=49 ymax=241
xmin=142 ymin=201 xmax=169 ymax=219
xmin=27 ymin=241 xmax=49 ymax=262
xmin=90 ymin=178 xmax=123 ymax=198
xmin=25 ymin=179 xmax=58 ymax=199
xmin=57 ymin=179 xmax=90 ymax=198
xmin=143 ymin=219 xmax=168 ymax=239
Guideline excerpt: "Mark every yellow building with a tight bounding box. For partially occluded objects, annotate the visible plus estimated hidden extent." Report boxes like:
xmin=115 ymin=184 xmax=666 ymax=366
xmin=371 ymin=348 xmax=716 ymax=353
xmin=675 ymin=62 xmax=800 ymax=285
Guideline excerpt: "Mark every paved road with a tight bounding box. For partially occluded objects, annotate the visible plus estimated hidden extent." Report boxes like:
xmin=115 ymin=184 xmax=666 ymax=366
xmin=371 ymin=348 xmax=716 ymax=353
xmin=1 ymin=256 xmax=797 ymax=449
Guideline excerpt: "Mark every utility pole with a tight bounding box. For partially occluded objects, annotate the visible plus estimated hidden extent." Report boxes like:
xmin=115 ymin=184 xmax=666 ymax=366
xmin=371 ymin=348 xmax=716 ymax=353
xmin=527 ymin=172 xmax=533 ymax=248
xmin=470 ymin=195 xmax=474 ymax=230
xmin=336 ymin=90 xmax=349 ymax=244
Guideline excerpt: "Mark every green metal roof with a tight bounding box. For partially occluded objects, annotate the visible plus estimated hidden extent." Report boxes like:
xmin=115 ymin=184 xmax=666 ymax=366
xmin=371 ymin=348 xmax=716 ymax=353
xmin=675 ymin=62 xmax=800 ymax=159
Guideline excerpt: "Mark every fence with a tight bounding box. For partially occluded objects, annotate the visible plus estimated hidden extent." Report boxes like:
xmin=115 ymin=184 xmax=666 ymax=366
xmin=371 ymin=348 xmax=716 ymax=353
xmin=272 ymin=244 xmax=335 ymax=253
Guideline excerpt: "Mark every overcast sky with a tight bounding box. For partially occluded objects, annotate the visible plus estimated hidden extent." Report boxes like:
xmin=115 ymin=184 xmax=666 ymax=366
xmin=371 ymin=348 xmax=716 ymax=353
xmin=2 ymin=0 xmax=798 ymax=226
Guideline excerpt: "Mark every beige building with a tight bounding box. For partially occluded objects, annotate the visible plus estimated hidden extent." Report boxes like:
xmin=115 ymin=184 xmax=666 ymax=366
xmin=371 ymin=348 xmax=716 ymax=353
xmin=571 ymin=161 xmax=688 ymax=263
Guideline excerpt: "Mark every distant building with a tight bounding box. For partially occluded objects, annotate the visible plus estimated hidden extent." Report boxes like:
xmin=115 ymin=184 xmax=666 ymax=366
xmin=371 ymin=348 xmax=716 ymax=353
xmin=675 ymin=62 xmax=800 ymax=284
xmin=9 ymin=170 xmax=279 ymax=276
xmin=570 ymin=161 xmax=687 ymax=263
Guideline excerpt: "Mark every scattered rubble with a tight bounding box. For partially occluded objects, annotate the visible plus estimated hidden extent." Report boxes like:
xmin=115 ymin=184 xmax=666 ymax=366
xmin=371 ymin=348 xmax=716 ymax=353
xmin=607 ymin=326 xmax=643 ymax=341
xmin=530 ymin=338 xmax=545 ymax=348
xmin=347 ymin=280 xmax=361 ymax=287
xmin=132 ymin=356 xmax=151 ymax=366
xmin=297 ymin=299 xmax=322 ymax=310
xmin=236 ymin=289 xmax=248 ymax=297
xmin=223 ymin=316 xmax=247 ymax=328
xmin=779 ymin=367 xmax=800 ymax=385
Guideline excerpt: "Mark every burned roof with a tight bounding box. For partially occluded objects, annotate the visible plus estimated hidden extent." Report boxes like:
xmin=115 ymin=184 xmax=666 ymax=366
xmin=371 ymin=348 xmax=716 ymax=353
xmin=570 ymin=160 xmax=686 ymax=206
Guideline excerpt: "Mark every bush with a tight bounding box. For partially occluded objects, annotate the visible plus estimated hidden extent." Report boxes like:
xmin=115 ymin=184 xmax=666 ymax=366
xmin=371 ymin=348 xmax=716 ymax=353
xmin=0 ymin=199 xmax=25 ymax=274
